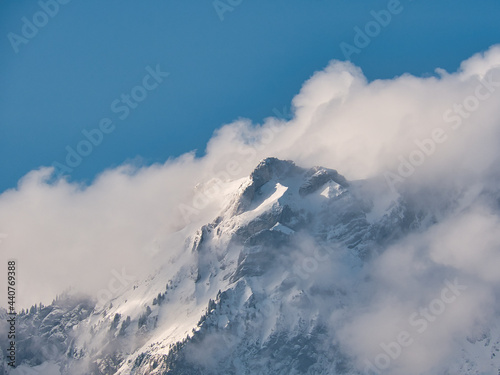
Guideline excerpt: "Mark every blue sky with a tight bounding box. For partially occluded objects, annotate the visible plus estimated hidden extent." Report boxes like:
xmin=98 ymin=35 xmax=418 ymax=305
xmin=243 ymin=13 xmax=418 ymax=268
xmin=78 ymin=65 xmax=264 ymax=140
xmin=1 ymin=0 xmax=499 ymax=193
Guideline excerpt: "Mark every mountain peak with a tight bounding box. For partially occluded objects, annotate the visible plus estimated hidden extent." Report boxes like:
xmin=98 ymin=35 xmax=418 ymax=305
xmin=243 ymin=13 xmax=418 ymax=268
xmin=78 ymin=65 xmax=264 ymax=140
xmin=230 ymin=158 xmax=349 ymax=216
xmin=249 ymin=157 xmax=301 ymax=190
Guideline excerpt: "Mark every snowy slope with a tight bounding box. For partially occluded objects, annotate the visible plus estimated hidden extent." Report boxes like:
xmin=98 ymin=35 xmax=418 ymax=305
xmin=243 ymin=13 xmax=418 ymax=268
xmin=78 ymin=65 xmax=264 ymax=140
xmin=1 ymin=158 xmax=498 ymax=375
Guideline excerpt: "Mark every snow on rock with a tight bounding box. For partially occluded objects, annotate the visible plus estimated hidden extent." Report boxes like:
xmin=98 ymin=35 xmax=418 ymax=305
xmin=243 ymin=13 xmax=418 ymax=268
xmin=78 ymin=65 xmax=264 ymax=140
xmin=1 ymin=157 xmax=493 ymax=375
xmin=270 ymin=222 xmax=295 ymax=235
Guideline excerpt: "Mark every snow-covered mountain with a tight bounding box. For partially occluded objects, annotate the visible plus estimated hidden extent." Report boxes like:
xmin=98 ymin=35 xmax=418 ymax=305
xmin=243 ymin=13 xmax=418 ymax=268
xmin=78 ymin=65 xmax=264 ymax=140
xmin=1 ymin=157 xmax=499 ymax=375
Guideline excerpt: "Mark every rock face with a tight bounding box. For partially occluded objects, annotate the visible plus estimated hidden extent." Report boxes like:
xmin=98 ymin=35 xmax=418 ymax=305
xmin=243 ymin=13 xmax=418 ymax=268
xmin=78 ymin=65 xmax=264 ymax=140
xmin=0 ymin=296 xmax=95 ymax=374
xmin=1 ymin=158 xmax=496 ymax=375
